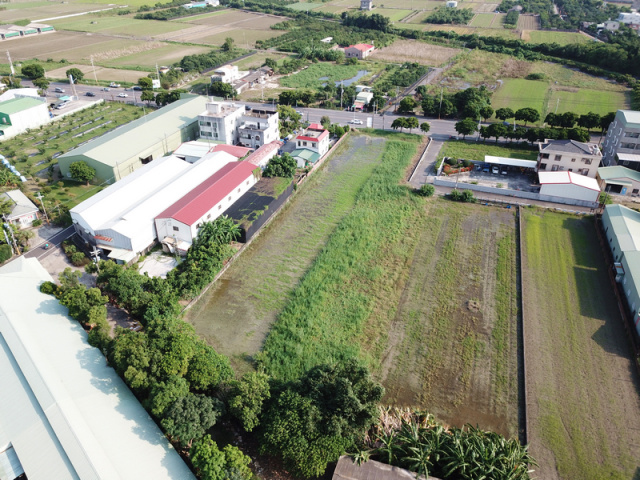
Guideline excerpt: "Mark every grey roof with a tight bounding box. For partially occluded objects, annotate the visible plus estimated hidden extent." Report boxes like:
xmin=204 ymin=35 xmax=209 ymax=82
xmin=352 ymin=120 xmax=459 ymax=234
xmin=598 ymin=165 xmax=640 ymax=183
xmin=604 ymin=204 xmax=640 ymax=252
xmin=618 ymin=110 xmax=640 ymax=129
xmin=59 ymin=95 xmax=208 ymax=168
xmin=332 ymin=456 xmax=438 ymax=480
xmin=1 ymin=190 xmax=38 ymax=220
xmin=540 ymin=139 xmax=598 ymax=155
xmin=0 ymin=257 xmax=196 ymax=480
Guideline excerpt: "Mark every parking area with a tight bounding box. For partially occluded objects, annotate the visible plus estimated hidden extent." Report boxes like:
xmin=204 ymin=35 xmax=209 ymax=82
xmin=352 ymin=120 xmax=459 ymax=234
xmin=138 ymin=250 xmax=179 ymax=279
xmin=444 ymin=162 xmax=539 ymax=192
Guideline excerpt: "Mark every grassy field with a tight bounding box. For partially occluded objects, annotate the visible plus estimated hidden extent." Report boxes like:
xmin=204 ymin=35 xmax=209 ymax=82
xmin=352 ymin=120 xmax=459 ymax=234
xmin=548 ymin=87 xmax=628 ymax=116
xmin=45 ymin=64 xmax=152 ymax=82
xmin=439 ymin=140 xmax=539 ymax=162
xmin=1 ymin=103 xmax=146 ymax=210
xmin=527 ymin=30 xmax=590 ymax=45
xmin=521 ymin=209 xmax=640 ymax=480
xmin=280 ymin=62 xmax=378 ymax=89
xmin=49 ymin=14 xmax=189 ymax=36
xmin=185 ymin=134 xmax=391 ymax=373
xmin=286 ymin=2 xmax=325 ymax=10
xmin=491 ymin=79 xmax=549 ymax=115
xmin=99 ymin=44 xmax=211 ymax=69
xmin=366 ymin=8 xmax=413 ymax=21
xmin=469 ymin=13 xmax=497 ymax=28
xmin=0 ymin=2 xmax=102 ymax=22
xmin=370 ymin=39 xmax=460 ymax=66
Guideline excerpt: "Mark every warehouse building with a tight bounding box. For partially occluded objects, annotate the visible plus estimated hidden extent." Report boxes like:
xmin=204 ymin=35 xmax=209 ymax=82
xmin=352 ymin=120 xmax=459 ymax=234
xmin=70 ymin=152 xmax=235 ymax=263
xmin=58 ymin=95 xmax=208 ymax=183
xmin=0 ymin=257 xmax=195 ymax=480
xmin=155 ymin=161 xmax=258 ymax=253
xmin=538 ymin=171 xmax=601 ymax=203
xmin=0 ymin=96 xmax=50 ymax=141
xmin=597 ymin=165 xmax=640 ymax=196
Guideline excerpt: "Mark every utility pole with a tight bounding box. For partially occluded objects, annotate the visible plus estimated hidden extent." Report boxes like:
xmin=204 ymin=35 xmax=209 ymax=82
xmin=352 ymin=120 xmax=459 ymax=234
xmin=2 ymin=226 xmax=14 ymax=256
xmin=91 ymin=55 xmax=99 ymax=85
xmin=340 ymin=80 xmax=343 ymax=110
xmin=6 ymin=51 xmax=14 ymax=76
xmin=2 ymin=221 xmax=19 ymax=256
xmin=35 ymin=192 xmax=49 ymax=225
xmin=438 ymin=87 xmax=443 ymax=120
xmin=90 ymin=246 xmax=101 ymax=270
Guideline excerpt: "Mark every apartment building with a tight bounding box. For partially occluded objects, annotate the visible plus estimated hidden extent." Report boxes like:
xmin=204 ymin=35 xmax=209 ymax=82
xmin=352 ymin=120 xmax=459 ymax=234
xmin=537 ymin=139 xmax=602 ymax=178
xmin=602 ymin=110 xmax=640 ymax=170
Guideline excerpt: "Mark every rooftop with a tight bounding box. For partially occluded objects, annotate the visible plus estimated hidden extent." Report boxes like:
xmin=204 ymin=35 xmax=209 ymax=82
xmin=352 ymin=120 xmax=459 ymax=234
xmin=245 ymin=141 xmax=282 ymax=167
xmin=0 ymin=96 xmax=45 ymax=115
xmin=485 ymin=155 xmax=537 ymax=169
xmin=210 ymin=144 xmax=252 ymax=158
xmin=598 ymin=165 xmax=640 ymax=182
xmin=60 ymin=95 xmax=209 ymax=168
xmin=618 ymin=110 xmax=640 ymax=129
xmin=347 ymin=43 xmax=375 ymax=51
xmin=604 ymin=204 xmax=640 ymax=252
xmin=0 ymin=257 xmax=195 ymax=480
xmin=0 ymin=190 xmax=38 ymax=220
xmin=156 ymin=161 xmax=256 ymax=226
xmin=539 ymin=139 xmax=600 ymax=156
xmin=538 ymin=171 xmax=600 ymax=191
xmin=199 ymin=101 xmax=244 ymax=118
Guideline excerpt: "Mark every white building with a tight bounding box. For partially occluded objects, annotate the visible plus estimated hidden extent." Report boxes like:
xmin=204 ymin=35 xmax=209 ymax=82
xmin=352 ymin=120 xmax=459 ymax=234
xmin=292 ymin=123 xmax=330 ymax=168
xmin=0 ymin=87 xmax=40 ymax=103
xmin=210 ymin=65 xmax=240 ymax=84
xmin=0 ymin=257 xmax=195 ymax=480
xmin=70 ymin=153 xmax=235 ymax=263
xmin=602 ymin=110 xmax=640 ymax=170
xmin=0 ymin=190 xmax=39 ymax=228
xmin=237 ymin=108 xmax=279 ymax=149
xmin=360 ymin=0 xmax=373 ymax=10
xmin=446 ymin=1 xmax=458 ymax=7
xmin=538 ymin=171 xmax=601 ymax=203
xmin=155 ymin=161 xmax=258 ymax=252
xmin=244 ymin=141 xmax=282 ymax=169
xmin=344 ymin=43 xmax=375 ymax=60
xmin=537 ymin=139 xmax=602 ymax=178
xmin=0 ymin=97 xmax=50 ymax=141
xmin=198 ymin=101 xmax=245 ymax=145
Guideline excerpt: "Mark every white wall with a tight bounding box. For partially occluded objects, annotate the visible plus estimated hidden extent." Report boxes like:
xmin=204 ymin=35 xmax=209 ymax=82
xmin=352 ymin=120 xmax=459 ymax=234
xmin=540 ymin=183 xmax=600 ymax=203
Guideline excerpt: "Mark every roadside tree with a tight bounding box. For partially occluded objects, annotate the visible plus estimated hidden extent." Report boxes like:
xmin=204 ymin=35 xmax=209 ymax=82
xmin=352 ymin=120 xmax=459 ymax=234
xmin=138 ymin=77 xmax=153 ymax=90
xmin=420 ymin=122 xmax=430 ymax=134
xmin=495 ymin=107 xmax=514 ymax=121
xmin=405 ymin=116 xmax=419 ymax=132
xmin=22 ymin=64 xmax=44 ymax=79
xmin=515 ymin=107 xmax=540 ymax=126
xmin=65 ymin=68 xmax=84 ymax=82
xmin=454 ymin=118 xmax=477 ymax=139
xmin=398 ymin=97 xmax=417 ymax=114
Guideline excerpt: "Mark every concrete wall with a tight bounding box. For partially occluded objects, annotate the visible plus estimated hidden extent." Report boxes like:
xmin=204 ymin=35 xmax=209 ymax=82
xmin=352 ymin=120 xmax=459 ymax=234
xmin=540 ymin=183 xmax=600 ymax=203
xmin=433 ymin=177 xmax=599 ymax=208
xmin=621 ymin=255 xmax=640 ymax=326
xmin=600 ymin=211 xmax=625 ymax=262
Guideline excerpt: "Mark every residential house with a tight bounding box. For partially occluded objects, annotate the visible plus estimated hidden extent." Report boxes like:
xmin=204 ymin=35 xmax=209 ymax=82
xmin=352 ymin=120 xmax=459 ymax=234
xmin=244 ymin=141 xmax=282 ymax=169
xmin=597 ymin=165 xmax=640 ymax=196
xmin=198 ymin=101 xmax=245 ymax=145
xmin=446 ymin=1 xmax=458 ymax=7
xmin=354 ymin=91 xmax=373 ymax=111
xmin=345 ymin=43 xmax=375 ymax=60
xmin=602 ymin=109 xmax=640 ymax=170
xmin=210 ymin=65 xmax=240 ymax=84
xmin=292 ymin=123 xmax=330 ymax=168
xmin=0 ymin=190 xmax=39 ymax=228
xmin=0 ymin=96 xmax=50 ymax=141
xmin=237 ymin=108 xmax=279 ymax=149
xmin=155 ymin=161 xmax=258 ymax=253
xmin=360 ymin=0 xmax=373 ymax=10
xmin=536 ymin=139 xmax=602 ymax=177
xmin=538 ymin=171 xmax=600 ymax=203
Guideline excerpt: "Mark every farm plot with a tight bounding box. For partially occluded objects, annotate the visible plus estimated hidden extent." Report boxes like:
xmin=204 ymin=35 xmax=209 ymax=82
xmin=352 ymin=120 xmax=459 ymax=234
xmin=286 ymin=2 xmax=325 ymax=10
xmin=469 ymin=13 xmax=496 ymax=27
xmin=48 ymin=14 xmax=189 ymax=37
xmin=516 ymin=14 xmax=540 ymax=30
xmin=259 ymin=136 xmax=521 ymax=438
xmin=280 ymin=62 xmax=377 ymax=89
xmin=366 ymin=8 xmax=413 ymax=22
xmin=369 ymin=39 xmax=460 ymax=65
xmin=521 ymin=209 xmax=640 ymax=480
xmin=184 ymin=135 xmax=389 ymax=373
xmin=527 ymin=30 xmax=590 ymax=45
xmin=99 ymin=44 xmax=211 ymax=69
xmin=491 ymin=79 xmax=548 ymax=117
xmin=0 ymin=2 xmax=101 ymax=22
xmin=548 ymin=87 xmax=628 ymax=116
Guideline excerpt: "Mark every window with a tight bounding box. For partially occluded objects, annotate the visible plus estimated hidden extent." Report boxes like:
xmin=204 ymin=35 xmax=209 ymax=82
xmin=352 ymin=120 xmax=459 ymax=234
xmin=551 ymin=165 xmax=559 ymax=171
xmin=541 ymin=153 xmax=550 ymax=159
xmin=207 ymin=214 xmax=211 ymax=219
xmin=554 ymin=155 xmax=562 ymax=161
xmin=633 ymin=189 xmax=639 ymax=195
xmin=312 ymin=143 xmax=316 ymax=148
xmin=568 ymin=168 xmax=573 ymax=172
xmin=540 ymin=163 xmax=547 ymax=170
xmin=581 ymin=169 xmax=589 ymax=176
xmin=571 ymin=158 xmax=576 ymax=162
xmin=218 ymin=205 xmax=222 ymax=210
xmin=173 ymin=226 xmax=179 ymax=232
xmin=196 ymin=223 xmax=201 ymax=229
xmin=624 ymin=132 xmax=640 ymax=138
xmin=246 ymin=180 xmax=249 ymax=185
xmin=621 ymin=143 xmax=636 ymax=149
xmin=238 ymin=188 xmax=241 ymax=193
xmin=582 ymin=158 xmax=592 ymax=164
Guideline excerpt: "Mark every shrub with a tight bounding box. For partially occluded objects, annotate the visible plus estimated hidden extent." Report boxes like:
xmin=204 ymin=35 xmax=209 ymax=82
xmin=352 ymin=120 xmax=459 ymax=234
xmin=39 ymin=281 xmax=58 ymax=295
xmin=526 ymin=72 xmax=545 ymax=80
xmin=0 ymin=244 xmax=12 ymax=263
xmin=32 ymin=219 xmax=42 ymax=227
xmin=416 ymin=184 xmax=435 ymax=197
xmin=449 ymin=189 xmax=475 ymax=202
xmin=71 ymin=251 xmax=87 ymax=266
xmin=57 ymin=181 xmax=64 ymax=188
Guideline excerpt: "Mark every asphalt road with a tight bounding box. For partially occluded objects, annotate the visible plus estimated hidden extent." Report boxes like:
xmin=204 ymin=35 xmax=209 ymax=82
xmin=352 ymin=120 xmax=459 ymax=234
xmin=24 ymin=226 xmax=75 ymax=261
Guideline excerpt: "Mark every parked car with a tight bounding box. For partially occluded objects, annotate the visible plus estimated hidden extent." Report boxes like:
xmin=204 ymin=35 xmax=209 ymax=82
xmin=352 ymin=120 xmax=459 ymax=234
xmin=85 ymin=91 xmax=96 ymax=97
xmin=54 ymin=87 xmax=65 ymax=93
xmin=245 ymin=105 xmax=252 ymax=111
xmin=109 ymin=82 xmax=121 ymax=88
xmin=55 ymin=102 xmax=69 ymax=110
xmin=102 ymin=87 xmax=110 ymax=92
xmin=501 ymin=167 xmax=508 ymax=175
xmin=492 ymin=166 xmax=499 ymax=174
xmin=348 ymin=119 xmax=364 ymax=125
xmin=482 ymin=164 xmax=490 ymax=173
xmin=117 ymin=93 xmax=128 ymax=98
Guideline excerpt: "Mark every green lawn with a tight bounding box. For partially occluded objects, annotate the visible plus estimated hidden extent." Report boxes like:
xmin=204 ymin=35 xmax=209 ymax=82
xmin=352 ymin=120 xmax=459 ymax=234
xmin=548 ymin=88 xmax=628 ymax=116
xmin=522 ymin=209 xmax=640 ymax=480
xmin=491 ymin=79 xmax=548 ymax=117
xmin=528 ymin=30 xmax=591 ymax=45
xmin=438 ymin=140 xmax=539 ymax=163
xmin=280 ymin=62 xmax=373 ymax=89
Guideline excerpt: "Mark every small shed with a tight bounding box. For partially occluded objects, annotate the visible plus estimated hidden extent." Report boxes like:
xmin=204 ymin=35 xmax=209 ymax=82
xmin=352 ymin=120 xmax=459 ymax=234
xmin=446 ymin=1 xmax=458 ymax=7
xmin=484 ymin=155 xmax=537 ymax=170
xmin=0 ymin=190 xmax=39 ymax=228
xmin=538 ymin=171 xmax=600 ymax=203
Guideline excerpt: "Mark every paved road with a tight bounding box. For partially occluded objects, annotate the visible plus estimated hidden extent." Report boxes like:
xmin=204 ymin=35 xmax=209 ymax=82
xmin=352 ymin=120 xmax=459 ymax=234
xmin=24 ymin=226 xmax=75 ymax=261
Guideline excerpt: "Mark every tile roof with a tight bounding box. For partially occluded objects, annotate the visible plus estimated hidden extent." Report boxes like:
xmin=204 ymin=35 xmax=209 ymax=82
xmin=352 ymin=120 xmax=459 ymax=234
xmin=210 ymin=144 xmax=252 ymax=158
xmin=539 ymin=139 xmax=599 ymax=155
xmin=348 ymin=43 xmax=375 ymax=51
xmin=245 ymin=141 xmax=282 ymax=167
xmin=156 ymin=161 xmax=256 ymax=226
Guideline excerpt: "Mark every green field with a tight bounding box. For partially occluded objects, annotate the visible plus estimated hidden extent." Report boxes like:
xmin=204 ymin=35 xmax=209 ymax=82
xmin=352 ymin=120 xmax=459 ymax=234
xmin=548 ymin=88 xmax=628 ymax=116
xmin=469 ymin=13 xmax=496 ymax=28
xmin=48 ymin=14 xmax=189 ymax=36
xmin=528 ymin=30 xmax=591 ymax=45
xmin=522 ymin=209 xmax=640 ymax=480
xmin=286 ymin=1 xmax=325 ymax=10
xmin=438 ymin=140 xmax=539 ymax=163
xmin=366 ymin=8 xmax=413 ymax=21
xmin=491 ymin=79 xmax=548 ymax=116
xmin=99 ymin=44 xmax=212 ymax=69
xmin=280 ymin=62 xmax=375 ymax=89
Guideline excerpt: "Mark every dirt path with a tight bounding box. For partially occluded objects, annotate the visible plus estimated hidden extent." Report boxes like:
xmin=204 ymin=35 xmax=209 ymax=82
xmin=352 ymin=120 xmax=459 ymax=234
xmin=184 ymin=136 xmax=387 ymax=373
xmin=521 ymin=210 xmax=640 ymax=480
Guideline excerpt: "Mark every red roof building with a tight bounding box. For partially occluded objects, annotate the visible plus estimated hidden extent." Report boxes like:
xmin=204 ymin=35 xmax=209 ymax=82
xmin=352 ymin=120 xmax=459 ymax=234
xmin=245 ymin=141 xmax=283 ymax=169
xmin=209 ymin=144 xmax=252 ymax=159
xmin=345 ymin=43 xmax=375 ymax=59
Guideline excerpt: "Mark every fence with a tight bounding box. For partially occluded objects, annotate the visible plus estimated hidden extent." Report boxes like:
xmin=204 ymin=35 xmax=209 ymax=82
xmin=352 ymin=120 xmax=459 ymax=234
xmin=433 ymin=177 xmax=598 ymax=209
xmin=517 ymin=207 xmax=529 ymax=446
xmin=408 ymin=137 xmax=431 ymax=183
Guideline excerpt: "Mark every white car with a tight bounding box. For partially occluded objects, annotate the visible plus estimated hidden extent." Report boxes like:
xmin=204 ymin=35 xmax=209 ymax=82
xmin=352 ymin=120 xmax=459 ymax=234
xmin=117 ymin=93 xmax=128 ymax=98
xmin=348 ymin=119 xmax=364 ymax=125
xmin=109 ymin=82 xmax=121 ymax=88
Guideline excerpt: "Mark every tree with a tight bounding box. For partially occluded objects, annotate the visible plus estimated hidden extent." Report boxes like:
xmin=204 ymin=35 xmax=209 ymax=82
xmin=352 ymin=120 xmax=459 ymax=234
xmin=65 ymin=67 xmax=84 ymax=82
xmin=495 ymin=107 xmax=514 ymax=121
xmin=277 ymin=105 xmax=301 ymax=136
xmin=33 ymin=77 xmax=50 ymax=92
xmin=140 ymin=90 xmax=155 ymax=104
xmin=545 ymin=112 xmax=560 ymax=128
xmin=559 ymin=111 xmax=578 ymax=129
xmin=454 ymin=118 xmax=477 ymax=139
xmin=440 ymin=98 xmax=456 ymax=118
xmin=578 ymin=111 xmax=601 ymax=131
xmin=138 ymin=76 xmax=153 ymax=90
xmin=186 ymin=343 xmax=233 ymax=392
xmin=109 ymin=329 xmax=153 ymax=392
xmin=222 ymin=37 xmax=234 ymax=52
xmin=190 ymin=435 xmax=252 ymax=480
xmin=69 ymin=161 xmax=96 ymax=185
xmin=600 ymin=112 xmax=616 ymax=132
xmin=161 ymin=393 xmax=222 ymax=447
xmin=567 ymin=127 xmax=590 ymax=142
xmin=2 ymin=76 xmax=21 ymax=89
xmin=405 ymin=116 xmax=419 ymax=133
xmin=515 ymin=107 xmax=540 ymax=126
xmin=391 ymin=117 xmax=407 ymax=131
xmin=479 ymin=126 xmax=491 ymax=142
xmin=480 ymin=105 xmax=494 ymax=122
xmin=263 ymin=153 xmax=296 ymax=178
xmin=320 ymin=115 xmax=331 ymax=129
xmin=229 ymin=371 xmax=271 ymax=432
xmin=420 ymin=122 xmax=430 ymax=134
xmin=487 ymin=123 xmax=507 ymax=143
xmin=417 ymin=184 xmax=435 ymax=197
xmin=397 ymin=97 xmax=417 ymax=114
xmin=148 ymin=375 xmax=190 ymax=417
xmin=210 ymin=81 xmax=235 ymax=99
xmin=21 ymin=63 xmax=44 ymax=79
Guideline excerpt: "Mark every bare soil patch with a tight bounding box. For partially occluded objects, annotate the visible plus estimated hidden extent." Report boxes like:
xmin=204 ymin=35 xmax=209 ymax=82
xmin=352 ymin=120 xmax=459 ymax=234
xmin=46 ymin=64 xmax=151 ymax=82
xmin=370 ymin=39 xmax=460 ymax=66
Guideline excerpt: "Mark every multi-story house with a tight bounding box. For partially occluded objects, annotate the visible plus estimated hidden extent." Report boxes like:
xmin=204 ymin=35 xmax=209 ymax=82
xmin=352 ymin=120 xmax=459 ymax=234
xmin=197 ymin=101 xmax=244 ymax=145
xmin=537 ymin=139 xmax=602 ymax=178
xmin=360 ymin=0 xmax=373 ymax=10
xmin=602 ymin=110 xmax=640 ymax=171
xmin=237 ymin=108 xmax=279 ymax=149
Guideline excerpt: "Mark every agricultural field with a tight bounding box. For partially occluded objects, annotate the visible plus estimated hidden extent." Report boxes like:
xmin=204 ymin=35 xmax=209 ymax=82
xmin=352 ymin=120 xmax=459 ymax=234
xmin=286 ymin=2 xmax=325 ymax=10
xmin=99 ymin=44 xmax=211 ymax=70
xmin=280 ymin=62 xmax=381 ymax=89
xmin=369 ymin=39 xmax=460 ymax=66
xmin=45 ymin=64 xmax=152 ymax=83
xmin=365 ymin=8 xmax=413 ymax=22
xmin=0 ymin=2 xmax=104 ymax=23
xmin=438 ymin=140 xmax=539 ymax=162
xmin=469 ymin=13 xmax=504 ymax=28
xmin=233 ymin=51 xmax=293 ymax=70
xmin=185 ymin=134 xmax=390 ymax=373
xmin=48 ymin=14 xmax=189 ymax=37
xmin=525 ymin=30 xmax=591 ymax=45
xmin=491 ymin=79 xmax=549 ymax=115
xmin=521 ymin=209 xmax=640 ymax=480
xmin=516 ymin=14 xmax=540 ymax=30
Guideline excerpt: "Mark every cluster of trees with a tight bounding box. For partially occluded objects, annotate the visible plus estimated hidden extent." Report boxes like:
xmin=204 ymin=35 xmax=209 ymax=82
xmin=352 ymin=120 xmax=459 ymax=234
xmin=391 ymin=117 xmax=430 ymax=134
xmin=263 ymin=153 xmax=297 ymax=178
xmin=499 ymin=0 xmax=623 ymax=28
xmin=19 ymin=63 xmax=53 ymax=92
xmin=135 ymin=4 xmax=222 ymax=20
xmin=209 ymin=81 xmax=236 ymax=99
xmin=425 ymin=6 xmax=474 ymax=25
xmin=278 ymin=105 xmax=302 ymax=136
xmin=420 ymin=86 xmax=494 ymax=120
xmin=341 ymin=11 xmax=391 ymax=32
xmin=68 ymin=161 xmax=96 ymax=184
xmin=376 ymin=63 xmax=429 ymax=94
xmin=633 ymin=83 xmax=640 ymax=110
xmin=178 ymin=49 xmax=240 ymax=73
xmin=504 ymin=9 xmax=519 ymax=27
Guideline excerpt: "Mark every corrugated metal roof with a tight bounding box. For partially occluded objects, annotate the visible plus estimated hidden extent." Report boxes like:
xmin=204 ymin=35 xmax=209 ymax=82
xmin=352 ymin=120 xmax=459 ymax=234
xmin=0 ymin=257 xmax=195 ymax=480
xmin=598 ymin=165 xmax=640 ymax=182
xmin=210 ymin=144 xmax=251 ymax=158
xmin=604 ymin=204 xmax=640 ymax=252
xmin=617 ymin=152 xmax=640 ymax=162
xmin=0 ymin=190 xmax=39 ymax=220
xmin=484 ymin=155 xmax=537 ymax=168
xmin=173 ymin=141 xmax=212 ymax=160
xmin=156 ymin=161 xmax=256 ymax=225
xmin=538 ymin=171 xmax=600 ymax=191
xmin=0 ymin=97 xmax=45 ymax=115
xmin=59 ymin=95 xmax=208 ymax=168
xmin=245 ymin=141 xmax=282 ymax=167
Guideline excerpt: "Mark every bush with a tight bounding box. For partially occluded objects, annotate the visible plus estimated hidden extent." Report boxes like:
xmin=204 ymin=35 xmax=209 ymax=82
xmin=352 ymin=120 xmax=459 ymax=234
xmin=39 ymin=281 xmax=58 ymax=295
xmin=526 ymin=72 xmax=545 ymax=80
xmin=71 ymin=251 xmax=88 ymax=266
xmin=416 ymin=184 xmax=435 ymax=197
xmin=449 ymin=189 xmax=476 ymax=202
xmin=32 ymin=219 xmax=42 ymax=227
xmin=0 ymin=244 xmax=12 ymax=263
